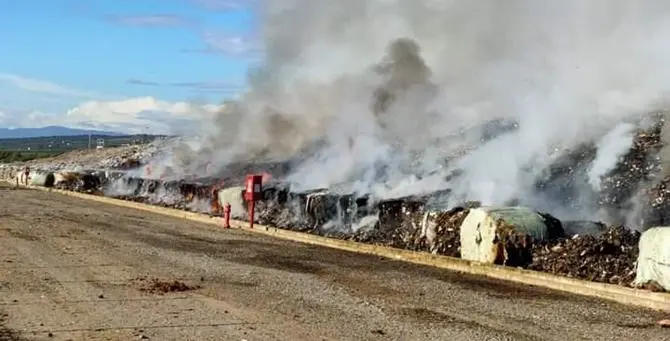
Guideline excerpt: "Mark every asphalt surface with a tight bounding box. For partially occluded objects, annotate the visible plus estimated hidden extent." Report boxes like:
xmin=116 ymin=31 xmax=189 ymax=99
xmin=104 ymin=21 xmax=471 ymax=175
xmin=0 ymin=184 xmax=668 ymax=341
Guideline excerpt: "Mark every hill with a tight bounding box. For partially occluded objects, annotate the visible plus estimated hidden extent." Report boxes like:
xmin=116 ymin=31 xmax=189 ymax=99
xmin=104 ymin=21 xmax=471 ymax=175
xmin=0 ymin=134 xmax=167 ymax=163
xmin=0 ymin=126 xmax=124 ymax=139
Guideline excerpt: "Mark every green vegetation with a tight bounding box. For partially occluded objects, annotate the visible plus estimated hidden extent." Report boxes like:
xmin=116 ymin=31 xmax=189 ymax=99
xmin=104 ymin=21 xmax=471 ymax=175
xmin=0 ymin=134 xmax=166 ymax=163
xmin=0 ymin=150 xmax=62 ymax=163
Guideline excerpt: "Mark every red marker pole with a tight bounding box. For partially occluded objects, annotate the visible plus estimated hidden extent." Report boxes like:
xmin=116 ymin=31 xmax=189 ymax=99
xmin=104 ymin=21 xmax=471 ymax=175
xmin=223 ymin=203 xmax=231 ymax=228
xmin=248 ymin=199 xmax=255 ymax=229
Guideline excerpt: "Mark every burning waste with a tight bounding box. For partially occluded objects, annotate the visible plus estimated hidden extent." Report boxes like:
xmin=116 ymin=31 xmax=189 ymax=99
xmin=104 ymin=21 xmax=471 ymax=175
xmin=4 ymin=122 xmax=670 ymax=292
xmin=5 ymin=2 xmax=670 ymax=292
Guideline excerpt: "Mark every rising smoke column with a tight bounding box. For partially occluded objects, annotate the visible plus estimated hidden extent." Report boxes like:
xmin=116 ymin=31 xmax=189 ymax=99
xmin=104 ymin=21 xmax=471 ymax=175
xmin=171 ymin=0 xmax=670 ymax=221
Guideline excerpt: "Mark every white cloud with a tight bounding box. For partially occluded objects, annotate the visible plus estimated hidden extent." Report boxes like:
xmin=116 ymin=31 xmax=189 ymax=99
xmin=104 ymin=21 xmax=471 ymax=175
xmin=191 ymin=0 xmax=249 ymax=11
xmin=0 ymin=97 xmax=224 ymax=135
xmin=184 ymin=31 xmax=262 ymax=59
xmin=0 ymin=73 xmax=103 ymax=99
xmin=62 ymin=97 xmax=223 ymax=134
xmin=105 ymin=14 xmax=192 ymax=27
xmin=0 ymin=108 xmax=56 ymax=129
xmin=0 ymin=74 xmax=230 ymax=135
xmin=205 ymin=31 xmax=260 ymax=56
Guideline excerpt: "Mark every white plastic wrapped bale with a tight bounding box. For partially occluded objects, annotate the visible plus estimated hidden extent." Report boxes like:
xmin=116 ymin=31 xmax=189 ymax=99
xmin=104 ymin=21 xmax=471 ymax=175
xmin=633 ymin=227 xmax=670 ymax=291
xmin=460 ymin=206 xmax=564 ymax=267
xmin=217 ymin=187 xmax=247 ymax=219
xmin=29 ymin=171 xmax=56 ymax=187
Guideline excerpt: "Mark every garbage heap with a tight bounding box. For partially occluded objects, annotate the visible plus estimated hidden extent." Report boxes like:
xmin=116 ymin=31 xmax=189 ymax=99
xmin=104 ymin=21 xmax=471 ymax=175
xmin=349 ymin=197 xmax=473 ymax=258
xmin=598 ymin=119 xmax=665 ymax=227
xmin=6 ymin=163 xmax=663 ymax=290
xmin=8 ymin=117 xmax=670 ymax=291
xmin=529 ymin=225 xmax=641 ymax=285
xmin=106 ymin=176 xmax=224 ymax=212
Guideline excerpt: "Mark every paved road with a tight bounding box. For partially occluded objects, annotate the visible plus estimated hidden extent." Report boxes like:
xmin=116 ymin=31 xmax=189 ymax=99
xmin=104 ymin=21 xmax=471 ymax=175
xmin=0 ymin=185 xmax=668 ymax=341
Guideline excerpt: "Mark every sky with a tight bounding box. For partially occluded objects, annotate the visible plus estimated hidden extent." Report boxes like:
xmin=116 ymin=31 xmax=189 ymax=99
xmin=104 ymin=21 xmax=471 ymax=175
xmin=0 ymin=0 xmax=260 ymax=134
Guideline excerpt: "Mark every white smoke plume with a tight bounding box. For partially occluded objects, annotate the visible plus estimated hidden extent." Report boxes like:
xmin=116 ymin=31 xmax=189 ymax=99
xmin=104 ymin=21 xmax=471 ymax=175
xmin=588 ymin=123 xmax=636 ymax=191
xmin=152 ymin=0 xmax=670 ymax=221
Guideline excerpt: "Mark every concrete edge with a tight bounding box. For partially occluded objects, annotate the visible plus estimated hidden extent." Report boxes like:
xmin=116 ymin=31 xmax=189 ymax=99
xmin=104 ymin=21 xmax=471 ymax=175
xmin=21 ymin=184 xmax=670 ymax=312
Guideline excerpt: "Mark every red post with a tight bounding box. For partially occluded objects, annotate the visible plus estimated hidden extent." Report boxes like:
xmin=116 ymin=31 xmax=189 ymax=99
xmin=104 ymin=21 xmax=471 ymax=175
xmin=244 ymin=174 xmax=263 ymax=229
xmin=223 ymin=203 xmax=231 ymax=228
xmin=248 ymin=200 xmax=255 ymax=229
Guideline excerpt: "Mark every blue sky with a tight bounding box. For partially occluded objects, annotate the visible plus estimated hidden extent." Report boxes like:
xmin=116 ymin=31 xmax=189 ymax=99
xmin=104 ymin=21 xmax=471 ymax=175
xmin=0 ymin=0 xmax=259 ymax=133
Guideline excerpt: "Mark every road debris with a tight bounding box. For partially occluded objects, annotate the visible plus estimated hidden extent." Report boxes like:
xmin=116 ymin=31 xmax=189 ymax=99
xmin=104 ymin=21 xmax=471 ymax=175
xmin=136 ymin=277 xmax=201 ymax=294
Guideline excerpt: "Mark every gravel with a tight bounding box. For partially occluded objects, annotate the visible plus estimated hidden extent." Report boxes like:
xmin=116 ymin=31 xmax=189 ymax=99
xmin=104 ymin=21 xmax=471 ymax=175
xmin=0 ymin=184 xmax=668 ymax=341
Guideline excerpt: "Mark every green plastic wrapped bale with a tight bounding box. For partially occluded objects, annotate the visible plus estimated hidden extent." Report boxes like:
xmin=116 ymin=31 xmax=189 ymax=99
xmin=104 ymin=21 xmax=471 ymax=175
xmin=460 ymin=206 xmax=564 ymax=267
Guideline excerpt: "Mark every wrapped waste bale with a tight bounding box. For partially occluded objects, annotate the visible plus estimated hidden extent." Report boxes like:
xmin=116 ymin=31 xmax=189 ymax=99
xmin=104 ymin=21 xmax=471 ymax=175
xmin=415 ymin=207 xmax=471 ymax=256
xmin=460 ymin=206 xmax=564 ymax=267
xmin=29 ymin=171 xmax=55 ymax=187
xmin=633 ymin=227 xmax=670 ymax=291
xmin=256 ymin=187 xmax=311 ymax=230
xmin=304 ymin=190 xmax=360 ymax=232
xmin=54 ymin=171 xmax=82 ymax=190
xmin=120 ymin=177 xmax=145 ymax=196
xmin=303 ymin=190 xmax=330 ymax=228
xmin=411 ymin=201 xmax=481 ymax=255
xmin=354 ymin=197 xmax=425 ymax=245
xmin=217 ymin=186 xmax=246 ymax=219
xmin=54 ymin=171 xmax=102 ymax=192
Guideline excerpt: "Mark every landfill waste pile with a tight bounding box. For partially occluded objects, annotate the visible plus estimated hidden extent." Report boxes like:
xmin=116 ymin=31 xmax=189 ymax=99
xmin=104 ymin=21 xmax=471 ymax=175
xmin=2 ymin=118 xmax=670 ymax=292
xmin=598 ymin=119 xmax=665 ymax=227
xmin=529 ymin=224 xmax=641 ymax=285
xmin=344 ymin=197 xmax=474 ymax=258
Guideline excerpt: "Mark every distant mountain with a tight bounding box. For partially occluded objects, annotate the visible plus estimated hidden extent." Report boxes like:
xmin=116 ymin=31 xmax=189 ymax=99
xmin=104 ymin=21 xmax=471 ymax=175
xmin=0 ymin=126 xmax=125 ymax=139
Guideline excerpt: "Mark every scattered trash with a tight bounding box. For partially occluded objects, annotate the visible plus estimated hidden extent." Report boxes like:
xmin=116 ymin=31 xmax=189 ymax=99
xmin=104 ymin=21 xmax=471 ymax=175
xmin=136 ymin=277 xmax=201 ymax=294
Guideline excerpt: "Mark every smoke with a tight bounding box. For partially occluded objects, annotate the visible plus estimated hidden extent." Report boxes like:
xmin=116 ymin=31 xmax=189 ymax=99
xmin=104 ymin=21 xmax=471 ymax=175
xmin=155 ymin=1 xmax=670 ymax=221
xmin=588 ymin=123 xmax=636 ymax=191
xmin=659 ymin=112 xmax=670 ymax=178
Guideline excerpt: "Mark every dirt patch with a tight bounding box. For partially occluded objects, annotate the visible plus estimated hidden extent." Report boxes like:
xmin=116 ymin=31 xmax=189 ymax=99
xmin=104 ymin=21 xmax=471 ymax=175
xmin=0 ymin=184 xmax=31 ymax=191
xmin=229 ymin=254 xmax=327 ymax=275
xmin=0 ymin=326 xmax=22 ymax=341
xmin=396 ymin=307 xmax=544 ymax=341
xmin=135 ymin=277 xmax=201 ymax=295
xmin=616 ymin=322 xmax=658 ymax=329
xmin=6 ymin=230 xmax=40 ymax=242
xmin=398 ymin=307 xmax=469 ymax=324
xmin=0 ymin=312 xmax=23 ymax=341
